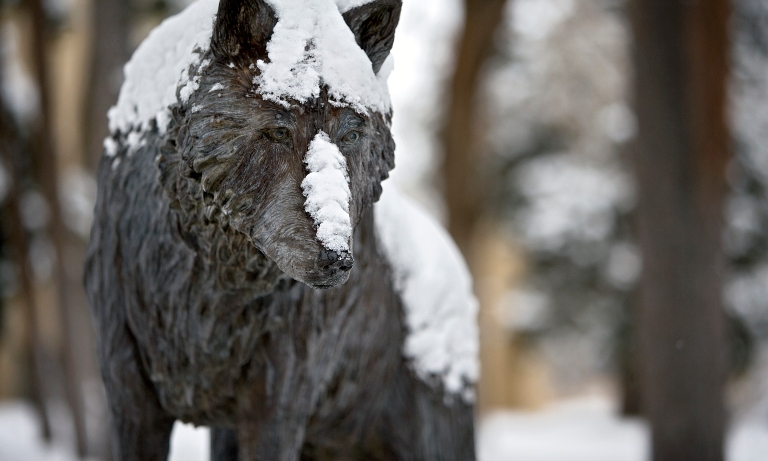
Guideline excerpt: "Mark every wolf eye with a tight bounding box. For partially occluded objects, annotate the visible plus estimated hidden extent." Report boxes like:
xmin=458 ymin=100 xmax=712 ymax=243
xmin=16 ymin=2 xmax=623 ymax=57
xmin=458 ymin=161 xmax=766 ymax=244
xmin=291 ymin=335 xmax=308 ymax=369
xmin=265 ymin=127 xmax=291 ymax=142
xmin=341 ymin=131 xmax=361 ymax=143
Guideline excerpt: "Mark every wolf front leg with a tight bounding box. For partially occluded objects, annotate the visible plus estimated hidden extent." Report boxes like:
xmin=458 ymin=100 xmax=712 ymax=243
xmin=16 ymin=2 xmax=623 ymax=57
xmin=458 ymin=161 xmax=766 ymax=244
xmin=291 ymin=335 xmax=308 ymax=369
xmin=211 ymin=426 xmax=238 ymax=461
xmin=384 ymin=369 xmax=477 ymax=461
xmin=233 ymin=410 xmax=310 ymax=461
xmin=230 ymin=379 xmax=312 ymax=461
xmin=98 ymin=322 xmax=175 ymax=461
xmin=211 ymin=416 xmax=302 ymax=461
xmin=410 ymin=388 xmax=476 ymax=461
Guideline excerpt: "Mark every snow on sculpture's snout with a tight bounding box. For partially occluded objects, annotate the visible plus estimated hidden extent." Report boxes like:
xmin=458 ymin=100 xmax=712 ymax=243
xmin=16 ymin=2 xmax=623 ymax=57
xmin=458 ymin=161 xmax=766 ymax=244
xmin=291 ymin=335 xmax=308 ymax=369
xmin=301 ymin=132 xmax=354 ymax=285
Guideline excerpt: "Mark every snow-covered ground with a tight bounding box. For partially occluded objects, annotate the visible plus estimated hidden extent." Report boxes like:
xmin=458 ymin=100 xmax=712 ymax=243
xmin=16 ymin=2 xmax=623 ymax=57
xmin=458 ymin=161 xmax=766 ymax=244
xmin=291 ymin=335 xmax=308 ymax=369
xmin=478 ymin=397 xmax=768 ymax=461
xmin=2 ymin=397 xmax=766 ymax=461
xmin=0 ymin=400 xmax=208 ymax=461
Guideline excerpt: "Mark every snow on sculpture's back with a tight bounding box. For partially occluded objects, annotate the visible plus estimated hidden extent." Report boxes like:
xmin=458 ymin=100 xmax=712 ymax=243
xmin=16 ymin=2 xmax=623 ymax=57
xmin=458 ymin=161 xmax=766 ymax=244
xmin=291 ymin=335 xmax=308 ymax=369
xmin=85 ymin=0 xmax=479 ymax=459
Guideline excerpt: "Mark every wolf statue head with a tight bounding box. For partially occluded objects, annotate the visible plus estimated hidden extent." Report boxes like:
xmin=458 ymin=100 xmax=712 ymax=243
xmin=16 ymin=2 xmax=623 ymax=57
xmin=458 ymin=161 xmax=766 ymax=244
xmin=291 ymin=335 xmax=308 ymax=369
xmin=110 ymin=0 xmax=402 ymax=289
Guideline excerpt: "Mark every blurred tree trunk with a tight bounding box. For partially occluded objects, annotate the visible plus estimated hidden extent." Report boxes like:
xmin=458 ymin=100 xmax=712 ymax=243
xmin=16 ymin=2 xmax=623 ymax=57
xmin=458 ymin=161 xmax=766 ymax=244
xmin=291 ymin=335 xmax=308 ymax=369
xmin=83 ymin=0 xmax=130 ymax=169
xmin=619 ymin=295 xmax=643 ymax=416
xmin=629 ymin=0 xmax=730 ymax=460
xmin=0 ymin=71 xmax=53 ymax=444
xmin=29 ymin=0 xmax=89 ymax=456
xmin=442 ymin=0 xmax=507 ymax=258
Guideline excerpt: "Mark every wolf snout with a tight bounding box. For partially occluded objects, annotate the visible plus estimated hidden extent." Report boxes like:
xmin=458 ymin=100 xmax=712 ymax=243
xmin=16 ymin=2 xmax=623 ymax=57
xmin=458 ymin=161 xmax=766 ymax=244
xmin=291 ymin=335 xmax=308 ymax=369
xmin=318 ymin=249 xmax=354 ymax=274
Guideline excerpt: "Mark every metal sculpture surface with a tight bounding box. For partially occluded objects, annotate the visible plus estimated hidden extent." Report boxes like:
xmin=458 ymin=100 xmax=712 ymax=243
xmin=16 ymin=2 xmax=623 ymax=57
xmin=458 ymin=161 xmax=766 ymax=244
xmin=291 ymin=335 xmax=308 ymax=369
xmin=84 ymin=1 xmax=477 ymax=460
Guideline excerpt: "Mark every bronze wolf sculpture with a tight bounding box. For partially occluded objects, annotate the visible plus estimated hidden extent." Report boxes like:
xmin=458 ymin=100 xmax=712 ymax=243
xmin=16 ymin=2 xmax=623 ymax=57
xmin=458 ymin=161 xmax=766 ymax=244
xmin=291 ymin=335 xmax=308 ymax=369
xmin=84 ymin=0 xmax=478 ymax=459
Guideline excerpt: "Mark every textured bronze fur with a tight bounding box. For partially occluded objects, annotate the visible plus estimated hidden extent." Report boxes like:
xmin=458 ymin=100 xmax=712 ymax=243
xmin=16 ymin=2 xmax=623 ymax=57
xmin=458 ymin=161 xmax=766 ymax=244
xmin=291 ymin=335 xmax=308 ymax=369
xmin=84 ymin=1 xmax=476 ymax=460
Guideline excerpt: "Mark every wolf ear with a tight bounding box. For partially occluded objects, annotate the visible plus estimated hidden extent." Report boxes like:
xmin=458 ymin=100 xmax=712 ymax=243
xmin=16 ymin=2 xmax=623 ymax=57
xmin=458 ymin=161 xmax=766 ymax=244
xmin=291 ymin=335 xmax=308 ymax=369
xmin=211 ymin=0 xmax=277 ymax=60
xmin=342 ymin=0 xmax=402 ymax=74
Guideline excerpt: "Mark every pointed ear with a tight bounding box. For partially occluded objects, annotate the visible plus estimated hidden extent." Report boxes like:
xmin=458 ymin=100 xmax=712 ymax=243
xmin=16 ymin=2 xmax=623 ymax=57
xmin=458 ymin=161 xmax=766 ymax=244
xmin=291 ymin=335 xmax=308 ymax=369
xmin=211 ymin=0 xmax=278 ymax=60
xmin=342 ymin=0 xmax=402 ymax=74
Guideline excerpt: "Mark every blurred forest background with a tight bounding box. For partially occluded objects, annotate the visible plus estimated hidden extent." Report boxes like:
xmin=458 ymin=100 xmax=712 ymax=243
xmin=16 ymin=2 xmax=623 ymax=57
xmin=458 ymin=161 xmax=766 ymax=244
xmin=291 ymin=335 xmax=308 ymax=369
xmin=0 ymin=0 xmax=767 ymax=460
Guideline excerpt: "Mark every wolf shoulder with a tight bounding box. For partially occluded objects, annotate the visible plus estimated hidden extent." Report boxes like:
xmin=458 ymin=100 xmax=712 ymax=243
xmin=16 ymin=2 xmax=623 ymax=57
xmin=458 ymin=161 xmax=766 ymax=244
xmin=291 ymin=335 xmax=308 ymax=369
xmin=374 ymin=183 xmax=480 ymax=400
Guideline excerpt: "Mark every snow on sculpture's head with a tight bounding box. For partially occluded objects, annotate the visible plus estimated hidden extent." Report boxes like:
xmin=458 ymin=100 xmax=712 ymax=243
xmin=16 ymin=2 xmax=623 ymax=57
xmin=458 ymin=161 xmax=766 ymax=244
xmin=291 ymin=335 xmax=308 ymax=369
xmin=133 ymin=0 xmax=401 ymax=288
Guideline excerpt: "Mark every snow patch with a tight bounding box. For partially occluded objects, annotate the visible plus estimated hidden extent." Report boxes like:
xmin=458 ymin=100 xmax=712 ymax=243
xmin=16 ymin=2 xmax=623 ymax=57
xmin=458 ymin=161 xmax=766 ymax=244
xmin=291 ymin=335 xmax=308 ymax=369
xmin=301 ymin=132 xmax=351 ymax=253
xmin=334 ymin=0 xmax=376 ymax=13
xmin=179 ymin=72 xmax=201 ymax=103
xmin=126 ymin=131 xmax=146 ymax=155
xmin=169 ymin=422 xmax=210 ymax=461
xmin=256 ymin=0 xmax=391 ymax=113
xmin=374 ymin=183 xmax=479 ymax=400
xmin=108 ymin=0 xmax=390 ymax=148
xmin=107 ymin=0 xmax=219 ymax=137
xmin=103 ymin=137 xmax=119 ymax=157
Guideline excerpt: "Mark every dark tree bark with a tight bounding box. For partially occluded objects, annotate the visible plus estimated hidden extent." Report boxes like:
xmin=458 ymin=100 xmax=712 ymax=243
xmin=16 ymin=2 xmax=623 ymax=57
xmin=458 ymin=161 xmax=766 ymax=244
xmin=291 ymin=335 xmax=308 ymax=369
xmin=629 ymin=0 xmax=730 ymax=460
xmin=29 ymin=0 xmax=89 ymax=456
xmin=619 ymin=294 xmax=643 ymax=417
xmin=442 ymin=0 xmax=507 ymax=258
xmin=0 ymin=72 xmax=53 ymax=445
xmin=83 ymin=0 xmax=130 ymax=169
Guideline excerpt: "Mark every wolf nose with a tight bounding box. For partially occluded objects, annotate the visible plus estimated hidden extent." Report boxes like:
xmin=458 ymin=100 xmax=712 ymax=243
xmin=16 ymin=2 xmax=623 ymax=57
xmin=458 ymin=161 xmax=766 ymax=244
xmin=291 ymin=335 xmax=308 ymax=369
xmin=318 ymin=249 xmax=354 ymax=273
